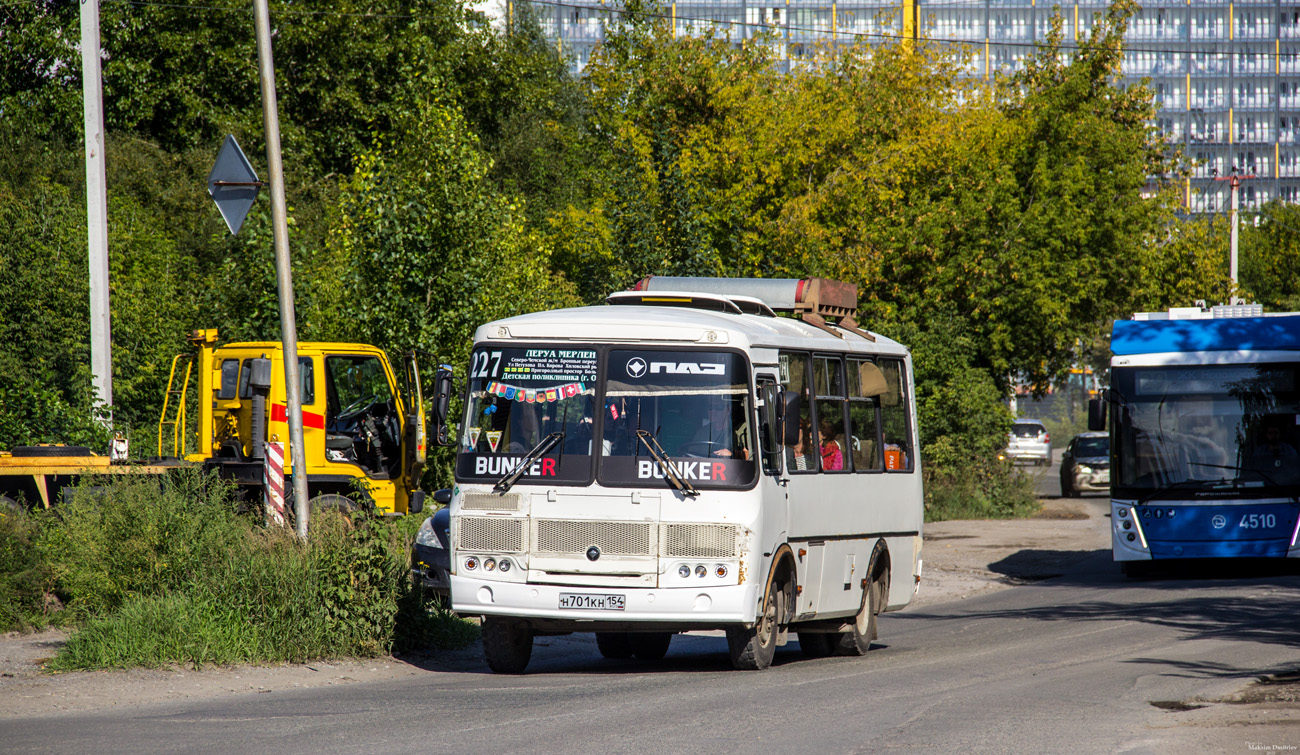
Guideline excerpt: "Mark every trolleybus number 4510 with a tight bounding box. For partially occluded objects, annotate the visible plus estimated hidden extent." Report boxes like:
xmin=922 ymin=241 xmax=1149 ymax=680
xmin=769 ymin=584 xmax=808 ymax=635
xmin=559 ymin=593 xmax=626 ymax=610
xmin=1240 ymin=514 xmax=1277 ymax=529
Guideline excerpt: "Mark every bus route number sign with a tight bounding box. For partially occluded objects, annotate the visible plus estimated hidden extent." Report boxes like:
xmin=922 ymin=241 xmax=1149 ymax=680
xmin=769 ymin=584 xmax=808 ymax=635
xmin=559 ymin=593 xmax=626 ymax=611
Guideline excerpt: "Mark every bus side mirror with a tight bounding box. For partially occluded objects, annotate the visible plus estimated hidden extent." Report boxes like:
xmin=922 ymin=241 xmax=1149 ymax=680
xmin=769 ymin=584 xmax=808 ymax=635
xmin=1088 ymin=397 xmax=1107 ymax=432
xmin=432 ymin=366 xmax=456 ymax=447
xmin=779 ymin=391 xmax=801 ymax=446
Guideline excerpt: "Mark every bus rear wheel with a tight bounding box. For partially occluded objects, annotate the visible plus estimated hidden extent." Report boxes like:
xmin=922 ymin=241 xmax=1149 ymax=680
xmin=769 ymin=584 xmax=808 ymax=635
xmin=836 ymin=565 xmax=888 ymax=656
xmin=482 ymin=616 xmax=533 ymax=674
xmin=727 ymin=578 xmax=781 ymax=670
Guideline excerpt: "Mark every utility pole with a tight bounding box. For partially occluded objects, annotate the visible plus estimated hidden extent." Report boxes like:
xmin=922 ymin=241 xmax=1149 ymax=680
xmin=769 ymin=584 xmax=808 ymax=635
xmin=253 ymin=0 xmax=311 ymax=539
xmin=81 ymin=0 xmax=112 ymax=426
xmin=1214 ymin=166 xmax=1254 ymax=305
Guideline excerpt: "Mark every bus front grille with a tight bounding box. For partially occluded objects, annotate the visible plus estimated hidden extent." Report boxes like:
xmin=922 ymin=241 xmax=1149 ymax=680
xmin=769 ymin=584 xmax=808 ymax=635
xmin=458 ymin=516 xmax=526 ymax=553
xmin=661 ymin=524 xmax=738 ymax=559
xmin=535 ymin=520 xmax=653 ymax=556
xmin=461 ymin=492 xmax=521 ymax=512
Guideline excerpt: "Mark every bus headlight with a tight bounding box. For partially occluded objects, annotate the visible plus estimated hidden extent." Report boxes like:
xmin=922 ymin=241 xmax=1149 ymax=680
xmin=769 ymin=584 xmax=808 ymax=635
xmin=499 ymin=558 xmax=512 ymax=573
xmin=715 ymin=565 xmax=728 ymax=578
xmin=483 ymin=557 xmax=497 ymax=572
xmin=678 ymin=565 xmax=691 ymax=578
xmin=465 ymin=556 xmax=479 ymax=571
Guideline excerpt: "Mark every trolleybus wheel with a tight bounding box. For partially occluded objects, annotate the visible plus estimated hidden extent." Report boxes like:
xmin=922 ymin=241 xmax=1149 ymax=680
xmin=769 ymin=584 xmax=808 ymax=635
xmin=726 ymin=578 xmax=780 ymax=670
xmin=1121 ymin=561 xmax=1151 ymax=579
xmin=836 ymin=557 xmax=888 ymax=656
xmin=595 ymin=632 xmax=634 ymax=659
xmin=482 ymin=616 xmax=533 ymax=674
xmin=630 ymin=632 xmax=672 ymax=660
xmin=798 ymin=632 xmax=835 ymax=658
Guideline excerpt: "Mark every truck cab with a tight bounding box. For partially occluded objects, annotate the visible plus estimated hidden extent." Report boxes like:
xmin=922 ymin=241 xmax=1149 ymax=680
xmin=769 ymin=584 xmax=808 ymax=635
xmin=168 ymin=330 xmax=428 ymax=514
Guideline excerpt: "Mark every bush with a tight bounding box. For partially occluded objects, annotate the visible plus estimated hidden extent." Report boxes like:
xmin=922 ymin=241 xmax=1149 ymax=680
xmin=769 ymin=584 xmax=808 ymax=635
xmin=0 ymin=508 xmax=56 ymax=632
xmin=924 ymin=458 xmax=1039 ymax=522
xmin=21 ymin=470 xmax=477 ymax=670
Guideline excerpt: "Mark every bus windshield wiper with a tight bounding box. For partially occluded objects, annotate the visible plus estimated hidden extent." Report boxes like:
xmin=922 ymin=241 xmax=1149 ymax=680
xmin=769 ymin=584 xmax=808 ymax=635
xmin=495 ymin=432 xmax=564 ymax=493
xmin=636 ymin=429 xmax=700 ymax=498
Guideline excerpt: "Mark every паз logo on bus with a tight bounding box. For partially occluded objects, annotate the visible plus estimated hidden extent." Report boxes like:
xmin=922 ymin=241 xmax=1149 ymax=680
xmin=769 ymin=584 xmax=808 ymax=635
xmin=1212 ymin=514 xmax=1227 ymax=529
xmin=626 ymin=357 xmax=647 ymax=378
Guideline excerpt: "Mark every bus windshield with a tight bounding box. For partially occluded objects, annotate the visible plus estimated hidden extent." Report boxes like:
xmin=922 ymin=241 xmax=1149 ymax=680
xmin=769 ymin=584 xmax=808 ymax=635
xmin=455 ymin=347 xmax=599 ymax=484
xmin=1112 ymin=362 xmax=1300 ymax=496
xmin=599 ymin=349 xmax=756 ymax=489
xmin=453 ymin=345 xmax=758 ymax=489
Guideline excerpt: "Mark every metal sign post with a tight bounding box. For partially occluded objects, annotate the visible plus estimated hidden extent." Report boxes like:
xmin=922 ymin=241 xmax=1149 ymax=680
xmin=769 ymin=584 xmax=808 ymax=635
xmin=253 ymin=0 xmax=310 ymax=538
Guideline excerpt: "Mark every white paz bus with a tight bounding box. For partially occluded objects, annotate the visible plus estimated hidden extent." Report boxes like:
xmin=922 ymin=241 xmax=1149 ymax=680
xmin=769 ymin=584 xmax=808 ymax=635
xmin=433 ymin=277 xmax=924 ymax=672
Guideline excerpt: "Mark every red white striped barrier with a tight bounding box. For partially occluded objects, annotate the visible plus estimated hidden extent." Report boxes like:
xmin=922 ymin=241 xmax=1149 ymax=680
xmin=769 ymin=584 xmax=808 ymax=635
xmin=264 ymin=442 xmax=285 ymax=527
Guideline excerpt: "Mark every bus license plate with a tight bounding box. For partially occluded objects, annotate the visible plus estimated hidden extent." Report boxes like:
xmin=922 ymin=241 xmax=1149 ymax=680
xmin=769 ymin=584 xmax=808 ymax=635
xmin=559 ymin=593 xmax=625 ymax=611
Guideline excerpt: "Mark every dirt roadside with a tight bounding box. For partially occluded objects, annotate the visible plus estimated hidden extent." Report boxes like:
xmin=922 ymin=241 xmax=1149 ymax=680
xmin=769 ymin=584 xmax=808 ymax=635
xmin=2 ymin=496 xmax=1295 ymax=730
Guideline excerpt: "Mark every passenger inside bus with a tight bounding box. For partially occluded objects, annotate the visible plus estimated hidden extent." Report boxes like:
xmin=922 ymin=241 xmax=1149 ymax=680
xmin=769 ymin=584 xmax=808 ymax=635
xmin=819 ymin=415 xmax=844 ymax=470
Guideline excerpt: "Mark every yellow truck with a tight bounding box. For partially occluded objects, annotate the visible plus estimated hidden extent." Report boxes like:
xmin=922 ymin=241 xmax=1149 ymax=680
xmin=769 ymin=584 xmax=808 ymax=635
xmin=161 ymin=329 xmax=438 ymax=515
xmin=2 ymin=329 xmax=448 ymax=517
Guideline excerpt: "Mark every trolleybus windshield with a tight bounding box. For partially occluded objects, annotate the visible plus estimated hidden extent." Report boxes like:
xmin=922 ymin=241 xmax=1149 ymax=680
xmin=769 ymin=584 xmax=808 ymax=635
xmin=1112 ymin=362 xmax=1300 ymax=495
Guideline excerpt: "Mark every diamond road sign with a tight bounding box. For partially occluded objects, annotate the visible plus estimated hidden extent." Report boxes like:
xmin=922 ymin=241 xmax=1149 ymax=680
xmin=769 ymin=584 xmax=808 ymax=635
xmin=207 ymin=135 xmax=263 ymax=235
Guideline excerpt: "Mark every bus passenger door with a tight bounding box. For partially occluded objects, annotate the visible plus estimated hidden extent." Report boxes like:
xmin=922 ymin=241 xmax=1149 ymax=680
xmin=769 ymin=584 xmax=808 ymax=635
xmin=755 ymin=374 xmax=791 ymax=558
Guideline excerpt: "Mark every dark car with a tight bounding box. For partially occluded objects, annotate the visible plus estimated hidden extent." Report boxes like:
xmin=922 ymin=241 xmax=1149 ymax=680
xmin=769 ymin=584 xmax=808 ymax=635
xmin=1060 ymin=432 xmax=1109 ymax=497
xmin=411 ymin=506 xmax=451 ymax=596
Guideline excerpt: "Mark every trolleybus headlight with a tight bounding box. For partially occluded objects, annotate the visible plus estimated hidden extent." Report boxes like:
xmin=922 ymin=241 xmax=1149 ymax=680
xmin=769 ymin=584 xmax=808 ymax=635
xmin=695 ymin=565 xmax=707 ymax=578
xmin=1122 ymin=520 xmax=1131 ymax=530
xmin=465 ymin=556 xmax=479 ymax=571
xmin=1117 ymin=507 xmax=1127 ymax=518
xmin=715 ymin=565 xmax=728 ymax=578
xmin=499 ymin=558 xmax=512 ymax=573
xmin=678 ymin=565 xmax=691 ymax=579
xmin=484 ymin=557 xmax=497 ymax=572
xmin=1126 ymin=533 xmax=1136 ymax=542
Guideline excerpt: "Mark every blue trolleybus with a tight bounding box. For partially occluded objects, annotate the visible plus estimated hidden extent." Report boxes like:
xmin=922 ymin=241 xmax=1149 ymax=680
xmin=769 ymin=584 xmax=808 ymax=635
xmin=1093 ymin=305 xmax=1300 ymax=576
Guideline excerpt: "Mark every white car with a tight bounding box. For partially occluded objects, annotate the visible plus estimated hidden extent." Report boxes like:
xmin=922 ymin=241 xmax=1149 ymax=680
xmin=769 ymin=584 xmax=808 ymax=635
xmin=1005 ymin=419 xmax=1052 ymax=466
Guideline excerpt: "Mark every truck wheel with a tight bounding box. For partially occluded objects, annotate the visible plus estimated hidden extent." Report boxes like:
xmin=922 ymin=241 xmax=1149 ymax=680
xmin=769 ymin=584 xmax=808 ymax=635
xmin=308 ymin=494 xmax=359 ymax=512
xmin=630 ymin=632 xmax=672 ymax=660
xmin=726 ymin=578 xmax=780 ymax=670
xmin=595 ymin=632 xmax=633 ymax=659
xmin=13 ymin=446 xmax=90 ymax=457
xmin=482 ymin=616 xmax=533 ymax=674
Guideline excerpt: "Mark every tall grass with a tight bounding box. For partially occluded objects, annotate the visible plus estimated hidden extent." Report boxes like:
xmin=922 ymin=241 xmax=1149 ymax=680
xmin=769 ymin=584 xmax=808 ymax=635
xmin=0 ymin=470 xmax=477 ymax=669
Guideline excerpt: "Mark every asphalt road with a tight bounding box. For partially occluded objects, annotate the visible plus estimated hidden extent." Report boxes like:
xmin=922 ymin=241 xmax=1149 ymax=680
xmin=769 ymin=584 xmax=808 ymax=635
xmin=7 ymin=502 xmax=1300 ymax=753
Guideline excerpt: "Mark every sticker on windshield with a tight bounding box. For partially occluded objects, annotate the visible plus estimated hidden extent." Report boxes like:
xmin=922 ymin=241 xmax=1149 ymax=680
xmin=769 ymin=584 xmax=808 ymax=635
xmin=466 ymin=427 xmax=481 ymax=450
xmin=486 ymin=430 xmax=502 ymax=453
xmin=486 ymin=380 xmax=585 ymax=403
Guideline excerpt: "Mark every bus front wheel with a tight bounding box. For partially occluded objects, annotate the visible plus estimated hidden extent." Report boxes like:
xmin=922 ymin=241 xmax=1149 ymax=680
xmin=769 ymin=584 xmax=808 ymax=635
xmin=482 ymin=616 xmax=533 ymax=674
xmin=595 ymin=632 xmax=633 ymax=659
xmin=727 ymin=579 xmax=781 ymax=670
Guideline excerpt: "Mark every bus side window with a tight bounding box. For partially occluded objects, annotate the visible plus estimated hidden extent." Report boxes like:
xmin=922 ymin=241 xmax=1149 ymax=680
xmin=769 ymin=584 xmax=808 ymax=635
xmin=813 ymin=356 xmax=848 ymax=472
xmin=848 ymin=358 xmax=884 ymax=472
xmin=779 ymin=352 xmax=816 ymax=472
xmin=878 ymin=359 xmax=913 ymax=472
